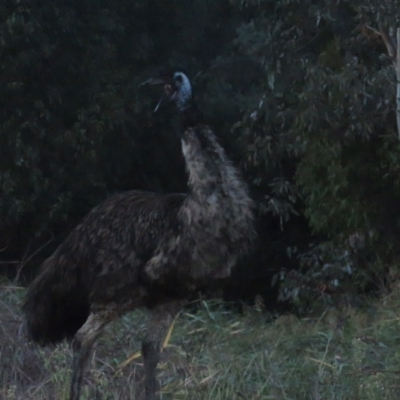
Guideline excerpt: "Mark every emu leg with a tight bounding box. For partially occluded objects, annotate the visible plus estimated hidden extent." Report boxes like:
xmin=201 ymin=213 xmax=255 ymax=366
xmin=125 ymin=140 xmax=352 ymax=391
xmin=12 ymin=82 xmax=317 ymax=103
xmin=142 ymin=302 xmax=182 ymax=400
xmin=70 ymin=312 xmax=112 ymax=400
xmin=142 ymin=340 xmax=161 ymax=400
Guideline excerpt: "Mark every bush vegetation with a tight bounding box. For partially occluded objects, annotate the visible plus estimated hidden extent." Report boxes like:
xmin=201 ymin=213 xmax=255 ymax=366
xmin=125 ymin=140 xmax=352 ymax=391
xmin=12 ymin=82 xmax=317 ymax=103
xmin=1 ymin=1 xmax=400 ymax=309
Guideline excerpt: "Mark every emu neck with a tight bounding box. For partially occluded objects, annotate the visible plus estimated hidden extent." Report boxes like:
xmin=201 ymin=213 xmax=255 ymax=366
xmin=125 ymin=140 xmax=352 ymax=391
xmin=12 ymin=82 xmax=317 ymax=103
xmin=179 ymin=102 xmax=203 ymax=131
xmin=182 ymin=128 xmax=238 ymax=204
xmin=186 ymin=160 xmax=221 ymax=203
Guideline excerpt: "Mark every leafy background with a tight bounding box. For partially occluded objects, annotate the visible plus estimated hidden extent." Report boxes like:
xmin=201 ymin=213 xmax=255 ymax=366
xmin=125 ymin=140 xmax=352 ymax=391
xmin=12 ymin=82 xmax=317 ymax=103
xmin=1 ymin=0 xmax=400 ymax=310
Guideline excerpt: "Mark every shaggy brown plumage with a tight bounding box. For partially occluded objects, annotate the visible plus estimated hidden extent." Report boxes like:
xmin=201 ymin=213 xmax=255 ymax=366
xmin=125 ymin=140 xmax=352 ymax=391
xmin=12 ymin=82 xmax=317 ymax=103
xmin=23 ymin=70 xmax=255 ymax=400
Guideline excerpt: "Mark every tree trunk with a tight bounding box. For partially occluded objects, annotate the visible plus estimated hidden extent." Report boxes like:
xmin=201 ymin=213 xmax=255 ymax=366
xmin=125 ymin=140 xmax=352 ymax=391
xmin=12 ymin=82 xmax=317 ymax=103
xmin=396 ymin=28 xmax=400 ymax=140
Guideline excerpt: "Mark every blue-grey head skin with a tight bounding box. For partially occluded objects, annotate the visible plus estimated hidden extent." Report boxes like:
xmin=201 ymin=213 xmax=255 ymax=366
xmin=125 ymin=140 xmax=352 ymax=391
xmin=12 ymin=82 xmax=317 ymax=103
xmin=141 ymin=70 xmax=204 ymax=130
xmin=169 ymin=71 xmax=192 ymax=111
xmin=140 ymin=70 xmax=193 ymax=112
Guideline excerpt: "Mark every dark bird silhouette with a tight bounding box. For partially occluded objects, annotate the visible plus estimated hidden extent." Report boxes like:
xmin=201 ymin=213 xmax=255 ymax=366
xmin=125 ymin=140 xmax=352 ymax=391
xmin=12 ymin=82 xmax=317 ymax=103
xmin=23 ymin=69 xmax=255 ymax=400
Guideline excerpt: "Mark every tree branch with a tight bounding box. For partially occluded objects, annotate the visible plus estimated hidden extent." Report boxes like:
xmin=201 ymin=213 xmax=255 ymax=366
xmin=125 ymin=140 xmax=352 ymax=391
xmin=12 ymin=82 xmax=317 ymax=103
xmin=367 ymin=24 xmax=400 ymax=139
xmin=378 ymin=24 xmax=396 ymax=60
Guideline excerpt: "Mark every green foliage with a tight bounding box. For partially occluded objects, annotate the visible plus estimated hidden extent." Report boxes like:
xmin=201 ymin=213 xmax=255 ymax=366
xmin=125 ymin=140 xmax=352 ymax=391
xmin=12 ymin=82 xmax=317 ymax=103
xmin=0 ymin=0 xmax=144 ymax=235
xmin=0 ymin=0 xmax=239 ymax=251
xmin=1 ymin=0 xmax=400 ymax=307
xmin=294 ymin=60 xmax=397 ymax=234
xmin=227 ymin=0 xmax=400 ymax=304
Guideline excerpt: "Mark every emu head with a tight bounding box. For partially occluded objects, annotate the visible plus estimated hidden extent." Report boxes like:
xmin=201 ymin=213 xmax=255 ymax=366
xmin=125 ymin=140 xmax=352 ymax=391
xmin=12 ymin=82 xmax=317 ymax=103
xmin=140 ymin=69 xmax=193 ymax=113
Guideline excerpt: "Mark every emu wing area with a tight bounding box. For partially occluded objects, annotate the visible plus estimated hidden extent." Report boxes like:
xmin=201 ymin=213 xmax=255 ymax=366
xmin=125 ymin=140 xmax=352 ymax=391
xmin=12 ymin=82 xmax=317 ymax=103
xmin=61 ymin=190 xmax=186 ymax=307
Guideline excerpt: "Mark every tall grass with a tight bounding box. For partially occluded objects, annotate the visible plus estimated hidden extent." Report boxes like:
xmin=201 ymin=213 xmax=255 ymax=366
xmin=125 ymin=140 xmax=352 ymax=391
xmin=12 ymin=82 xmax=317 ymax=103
xmin=1 ymin=280 xmax=400 ymax=399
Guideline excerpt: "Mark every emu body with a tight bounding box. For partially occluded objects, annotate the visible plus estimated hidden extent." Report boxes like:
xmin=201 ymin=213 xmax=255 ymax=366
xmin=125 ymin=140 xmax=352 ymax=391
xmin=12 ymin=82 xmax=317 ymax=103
xmin=23 ymin=71 xmax=255 ymax=400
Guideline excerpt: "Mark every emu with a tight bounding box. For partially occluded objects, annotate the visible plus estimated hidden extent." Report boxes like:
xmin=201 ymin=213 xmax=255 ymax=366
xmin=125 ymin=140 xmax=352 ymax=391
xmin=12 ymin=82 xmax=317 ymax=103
xmin=23 ymin=69 xmax=255 ymax=400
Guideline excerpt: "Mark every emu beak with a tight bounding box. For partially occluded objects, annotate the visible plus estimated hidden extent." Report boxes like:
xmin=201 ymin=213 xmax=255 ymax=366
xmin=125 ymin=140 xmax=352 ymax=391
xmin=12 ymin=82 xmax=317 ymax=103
xmin=139 ymin=77 xmax=166 ymax=87
xmin=154 ymin=90 xmax=169 ymax=112
xmin=140 ymin=77 xmax=174 ymax=113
